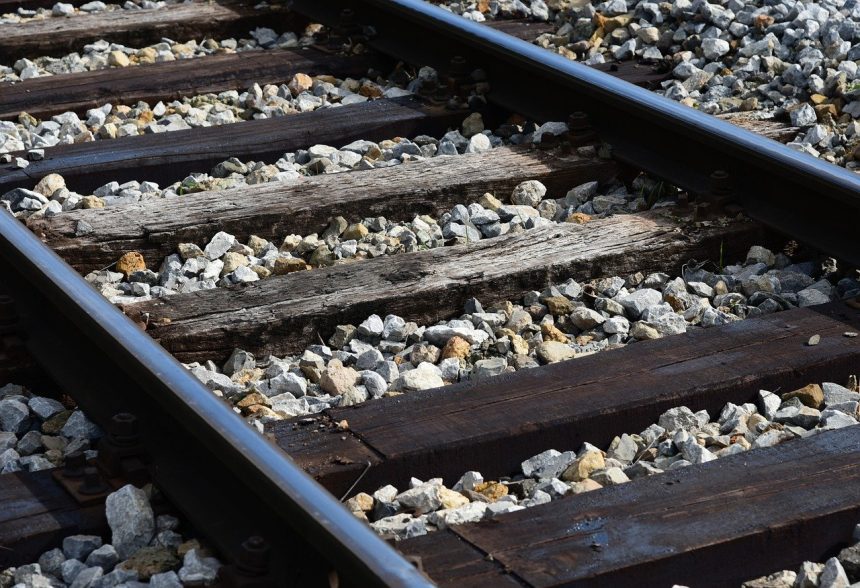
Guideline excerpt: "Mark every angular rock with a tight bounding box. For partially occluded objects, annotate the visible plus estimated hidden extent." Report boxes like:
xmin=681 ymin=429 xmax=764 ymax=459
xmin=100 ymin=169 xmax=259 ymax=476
xmin=105 ymin=484 xmax=155 ymax=559
xmin=510 ymin=180 xmax=547 ymax=207
xmin=63 ymin=535 xmax=103 ymax=561
xmin=177 ymin=549 xmax=220 ymax=585
xmin=521 ymin=449 xmax=576 ymax=480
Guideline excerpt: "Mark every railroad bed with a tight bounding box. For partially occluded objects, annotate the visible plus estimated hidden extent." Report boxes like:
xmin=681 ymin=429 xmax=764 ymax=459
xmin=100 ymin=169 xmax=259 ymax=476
xmin=1 ymin=0 xmax=860 ymax=587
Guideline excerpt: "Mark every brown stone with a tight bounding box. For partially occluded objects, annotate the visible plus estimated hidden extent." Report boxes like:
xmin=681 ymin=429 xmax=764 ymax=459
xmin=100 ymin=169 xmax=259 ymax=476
xmin=441 ymin=336 xmax=471 ymax=360
xmin=473 ymin=481 xmax=508 ymax=502
xmin=287 ymin=73 xmax=313 ymax=96
xmin=565 ymin=212 xmax=592 ymax=224
xmin=358 ymin=82 xmax=384 ymax=98
xmin=541 ymin=322 xmax=569 ymax=343
xmin=231 ymin=367 xmax=262 ymax=385
xmin=342 ymin=223 xmax=369 ymax=240
xmin=272 ymin=257 xmax=308 ymax=275
xmin=116 ymin=251 xmax=146 ymax=276
xmin=814 ymin=103 xmax=837 ymax=119
xmin=236 ymin=392 xmax=270 ymax=410
xmin=664 ymin=294 xmax=686 ymax=312
xmin=782 ymin=383 xmax=824 ymax=409
xmin=544 ymin=296 xmax=574 ymax=315
xmin=41 ymin=410 xmax=72 ymax=435
xmin=176 ymin=540 xmax=211 ymax=558
xmin=119 ymin=546 xmax=180 ymax=580
xmin=754 ymin=13 xmax=774 ymax=29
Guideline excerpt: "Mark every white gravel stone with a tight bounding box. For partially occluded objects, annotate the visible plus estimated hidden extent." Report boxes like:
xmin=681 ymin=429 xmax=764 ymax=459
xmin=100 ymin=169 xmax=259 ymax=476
xmin=178 ymin=549 xmax=220 ymax=584
xmin=105 ymin=484 xmax=155 ymax=559
xmin=510 ymin=180 xmax=546 ymax=207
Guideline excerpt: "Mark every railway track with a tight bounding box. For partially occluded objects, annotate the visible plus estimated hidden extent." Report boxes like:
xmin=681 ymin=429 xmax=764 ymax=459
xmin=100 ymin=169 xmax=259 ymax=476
xmin=1 ymin=0 xmax=859 ymax=586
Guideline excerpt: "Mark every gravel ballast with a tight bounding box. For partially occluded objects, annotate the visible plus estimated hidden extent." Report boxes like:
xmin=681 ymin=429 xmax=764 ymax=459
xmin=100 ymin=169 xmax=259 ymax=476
xmin=1 ymin=0 xmax=175 ymax=26
xmin=742 ymin=526 xmax=860 ymax=587
xmin=181 ymin=244 xmax=858 ymax=430
xmin=434 ymin=0 xmax=860 ymax=170
xmin=1 ymin=23 xmax=318 ymax=84
xmin=0 ymin=482 xmax=222 ymax=587
xmin=0 ymin=382 xmax=102 ymax=474
xmin=346 ymin=378 xmax=859 ymax=540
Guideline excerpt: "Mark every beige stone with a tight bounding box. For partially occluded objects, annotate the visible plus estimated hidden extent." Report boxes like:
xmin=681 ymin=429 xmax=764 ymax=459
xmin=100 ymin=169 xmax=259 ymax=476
xmin=80 ymin=195 xmax=105 ymax=209
xmin=247 ymin=235 xmax=268 ymax=256
xmin=108 ymin=50 xmax=130 ymax=67
xmin=345 ymin=492 xmax=374 ymax=512
xmin=439 ymin=487 xmax=470 ymax=510
xmin=782 ymin=384 xmax=824 ymax=409
xmin=33 ymin=173 xmax=65 ymax=197
xmin=478 ymin=192 xmax=502 ymax=211
xmin=220 ymin=252 xmax=249 ymax=276
xmin=319 ymin=360 xmax=358 ymax=395
xmin=541 ymin=323 xmax=569 ymax=343
xmin=570 ymin=479 xmax=603 ymax=494
xmin=537 ymin=341 xmax=576 ymax=363
xmin=561 ymin=450 xmax=605 ymax=482
xmin=288 ymin=73 xmax=313 ymax=96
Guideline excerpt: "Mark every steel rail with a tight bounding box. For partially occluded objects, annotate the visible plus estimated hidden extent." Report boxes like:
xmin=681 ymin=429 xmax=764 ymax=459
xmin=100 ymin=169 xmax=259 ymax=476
xmin=289 ymin=0 xmax=860 ymax=266
xmin=0 ymin=209 xmax=432 ymax=587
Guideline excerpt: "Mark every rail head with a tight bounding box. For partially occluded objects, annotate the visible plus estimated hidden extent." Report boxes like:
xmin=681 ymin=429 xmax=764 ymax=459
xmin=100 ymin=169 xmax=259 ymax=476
xmin=0 ymin=208 xmax=433 ymax=587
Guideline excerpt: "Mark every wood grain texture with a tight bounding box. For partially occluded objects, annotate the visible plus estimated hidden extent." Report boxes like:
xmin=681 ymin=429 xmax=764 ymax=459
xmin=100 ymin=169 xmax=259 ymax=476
xmin=32 ymin=147 xmax=616 ymax=273
xmin=397 ymin=531 xmax=523 ymax=587
xmin=403 ymin=426 xmax=860 ymax=587
xmin=270 ymin=301 xmax=860 ymax=498
xmin=130 ymin=211 xmax=766 ymax=364
xmin=0 ymin=48 xmax=377 ymax=121
xmin=0 ymin=0 xmax=289 ymax=61
xmin=718 ymin=113 xmax=799 ymax=143
xmin=485 ymin=19 xmax=556 ymax=41
xmin=1 ymin=97 xmax=465 ymax=195
xmin=0 ymin=471 xmax=106 ymax=568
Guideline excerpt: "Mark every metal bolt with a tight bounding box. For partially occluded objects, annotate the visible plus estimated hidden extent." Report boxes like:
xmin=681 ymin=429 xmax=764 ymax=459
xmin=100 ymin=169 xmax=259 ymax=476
xmin=109 ymin=412 xmax=139 ymax=446
xmin=334 ymin=8 xmax=361 ymax=39
xmin=236 ymin=536 xmax=270 ymax=576
xmin=79 ymin=466 xmax=108 ymax=495
xmin=449 ymin=55 xmax=468 ymax=76
xmin=63 ymin=451 xmax=87 ymax=478
xmin=339 ymin=8 xmax=355 ymax=25
xmin=568 ymin=112 xmax=591 ymax=132
xmin=708 ymin=170 xmax=732 ymax=197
